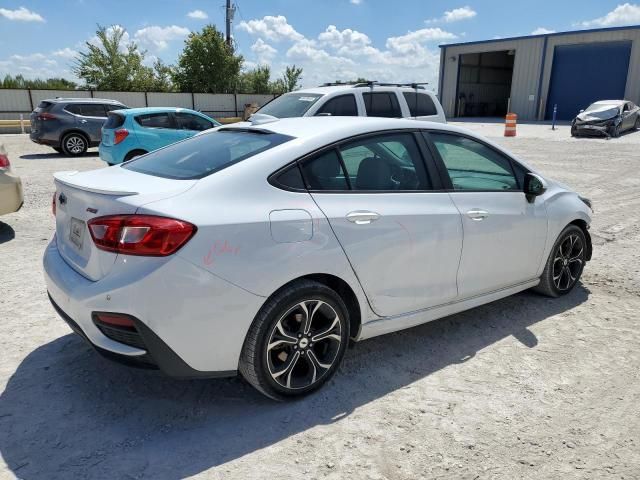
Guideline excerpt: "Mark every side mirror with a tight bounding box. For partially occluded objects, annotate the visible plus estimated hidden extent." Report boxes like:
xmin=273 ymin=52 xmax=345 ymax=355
xmin=579 ymin=109 xmax=585 ymax=113
xmin=523 ymin=173 xmax=547 ymax=203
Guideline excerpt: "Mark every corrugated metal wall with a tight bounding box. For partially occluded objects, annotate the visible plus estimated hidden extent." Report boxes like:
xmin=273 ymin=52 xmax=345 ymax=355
xmin=440 ymin=37 xmax=545 ymax=120
xmin=539 ymin=29 xmax=640 ymax=119
xmin=0 ymin=89 xmax=277 ymax=120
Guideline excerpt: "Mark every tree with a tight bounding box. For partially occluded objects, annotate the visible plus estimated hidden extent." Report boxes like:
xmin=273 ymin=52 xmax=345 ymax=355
xmin=73 ymin=25 xmax=172 ymax=91
xmin=0 ymin=74 xmax=77 ymax=89
xmin=282 ymin=65 xmax=303 ymax=92
xmin=238 ymin=65 xmax=271 ymax=94
xmin=173 ymin=25 xmax=242 ymax=93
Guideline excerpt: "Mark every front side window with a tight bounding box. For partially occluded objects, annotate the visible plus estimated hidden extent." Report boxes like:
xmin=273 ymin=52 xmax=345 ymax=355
xmin=135 ymin=113 xmax=173 ymax=129
xmin=257 ymin=93 xmax=323 ymax=118
xmin=123 ymin=130 xmax=293 ymax=180
xmin=429 ymin=133 xmax=518 ymax=191
xmin=175 ymin=113 xmax=213 ymax=131
xmin=316 ymin=95 xmax=358 ymax=116
xmin=79 ymin=104 xmax=107 ymax=117
xmin=362 ymin=92 xmax=402 ymax=118
xmin=403 ymin=92 xmax=438 ymax=117
xmin=300 ymin=133 xmax=430 ymax=191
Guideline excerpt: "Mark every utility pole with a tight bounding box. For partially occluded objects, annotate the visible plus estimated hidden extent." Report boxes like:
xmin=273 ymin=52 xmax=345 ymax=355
xmin=225 ymin=0 xmax=235 ymax=48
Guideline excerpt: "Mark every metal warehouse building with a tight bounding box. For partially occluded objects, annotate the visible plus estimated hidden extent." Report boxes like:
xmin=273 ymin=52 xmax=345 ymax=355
xmin=438 ymin=26 xmax=640 ymax=121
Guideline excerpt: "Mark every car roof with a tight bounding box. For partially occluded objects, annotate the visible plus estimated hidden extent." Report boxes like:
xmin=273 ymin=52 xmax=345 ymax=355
xmin=288 ymin=85 xmax=436 ymax=96
xmin=45 ymin=97 xmax=125 ymax=104
xmin=221 ymin=116 xmax=455 ymax=141
xmin=591 ymin=100 xmax=625 ymax=106
xmin=115 ymin=107 xmax=205 ymax=115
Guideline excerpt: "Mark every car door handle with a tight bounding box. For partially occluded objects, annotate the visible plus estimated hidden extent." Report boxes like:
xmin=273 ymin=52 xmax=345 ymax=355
xmin=346 ymin=211 xmax=380 ymax=225
xmin=80 ymin=119 xmax=87 ymax=123
xmin=466 ymin=209 xmax=489 ymax=221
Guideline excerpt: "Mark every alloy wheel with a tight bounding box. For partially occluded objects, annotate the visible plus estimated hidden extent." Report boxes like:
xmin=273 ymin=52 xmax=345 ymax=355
xmin=65 ymin=135 xmax=86 ymax=154
xmin=266 ymin=300 xmax=342 ymax=390
xmin=552 ymin=233 xmax=584 ymax=291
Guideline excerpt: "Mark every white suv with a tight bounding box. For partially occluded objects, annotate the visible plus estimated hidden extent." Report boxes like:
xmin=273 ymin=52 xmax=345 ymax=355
xmin=257 ymin=82 xmax=446 ymax=123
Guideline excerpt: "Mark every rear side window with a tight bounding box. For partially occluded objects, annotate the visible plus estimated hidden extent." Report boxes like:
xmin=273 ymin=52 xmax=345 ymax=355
xmin=123 ymin=130 xmax=293 ymax=180
xmin=37 ymin=101 xmax=52 ymax=110
xmin=79 ymin=104 xmax=107 ymax=117
xmin=257 ymin=93 xmax=323 ymax=118
xmin=362 ymin=92 xmax=402 ymax=118
xmin=403 ymin=92 xmax=438 ymax=117
xmin=175 ymin=112 xmax=213 ymax=131
xmin=106 ymin=104 xmax=126 ymax=112
xmin=135 ymin=113 xmax=173 ymax=129
xmin=316 ymin=95 xmax=358 ymax=116
xmin=104 ymin=113 xmax=125 ymax=129
xmin=300 ymin=150 xmax=349 ymax=190
xmin=64 ymin=104 xmax=82 ymax=115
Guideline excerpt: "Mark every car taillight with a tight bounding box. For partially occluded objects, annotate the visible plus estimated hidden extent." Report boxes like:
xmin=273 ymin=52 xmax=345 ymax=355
xmin=0 ymin=154 xmax=9 ymax=170
xmin=52 ymin=192 xmax=56 ymax=216
xmin=87 ymin=215 xmax=196 ymax=256
xmin=37 ymin=112 xmax=57 ymax=121
xmin=114 ymin=129 xmax=129 ymax=144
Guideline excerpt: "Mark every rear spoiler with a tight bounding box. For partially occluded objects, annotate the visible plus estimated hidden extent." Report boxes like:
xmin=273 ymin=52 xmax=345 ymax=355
xmin=53 ymin=171 xmax=139 ymax=196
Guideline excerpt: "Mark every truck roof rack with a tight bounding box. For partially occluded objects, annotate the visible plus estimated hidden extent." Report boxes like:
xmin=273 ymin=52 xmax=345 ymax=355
xmin=321 ymin=81 xmax=429 ymax=89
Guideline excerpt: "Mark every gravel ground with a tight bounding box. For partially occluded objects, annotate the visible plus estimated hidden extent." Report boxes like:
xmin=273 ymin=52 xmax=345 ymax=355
xmin=0 ymin=125 xmax=639 ymax=480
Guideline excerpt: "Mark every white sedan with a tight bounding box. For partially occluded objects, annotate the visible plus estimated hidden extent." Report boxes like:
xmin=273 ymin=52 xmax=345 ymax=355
xmin=44 ymin=116 xmax=593 ymax=400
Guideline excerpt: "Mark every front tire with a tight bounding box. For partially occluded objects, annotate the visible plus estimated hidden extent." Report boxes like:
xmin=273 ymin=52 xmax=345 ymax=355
xmin=609 ymin=124 xmax=621 ymax=138
xmin=61 ymin=132 xmax=88 ymax=156
xmin=570 ymin=125 xmax=578 ymax=137
xmin=635 ymin=116 xmax=640 ymax=131
xmin=239 ymin=280 xmax=350 ymax=401
xmin=534 ymin=225 xmax=586 ymax=297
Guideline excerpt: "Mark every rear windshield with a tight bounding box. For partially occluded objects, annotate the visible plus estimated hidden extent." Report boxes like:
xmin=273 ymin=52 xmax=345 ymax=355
xmin=257 ymin=93 xmax=323 ymax=118
xmin=36 ymin=101 xmax=52 ymax=111
xmin=104 ymin=112 xmax=125 ymax=129
xmin=122 ymin=129 xmax=293 ymax=180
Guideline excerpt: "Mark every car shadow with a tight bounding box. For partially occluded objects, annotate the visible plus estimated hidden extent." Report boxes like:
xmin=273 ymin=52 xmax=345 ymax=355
xmin=20 ymin=151 xmax=99 ymax=160
xmin=0 ymin=221 xmax=15 ymax=244
xmin=0 ymin=286 xmax=589 ymax=479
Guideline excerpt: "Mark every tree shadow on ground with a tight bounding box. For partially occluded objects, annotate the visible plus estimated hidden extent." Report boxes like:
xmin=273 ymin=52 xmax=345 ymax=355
xmin=0 ymin=286 xmax=589 ymax=479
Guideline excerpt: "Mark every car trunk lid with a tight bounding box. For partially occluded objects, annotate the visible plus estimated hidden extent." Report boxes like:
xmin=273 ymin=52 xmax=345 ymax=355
xmin=53 ymin=167 xmax=197 ymax=281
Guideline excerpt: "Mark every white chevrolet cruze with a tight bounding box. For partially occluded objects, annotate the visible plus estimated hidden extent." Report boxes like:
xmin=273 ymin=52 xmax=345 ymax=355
xmin=44 ymin=117 xmax=593 ymax=400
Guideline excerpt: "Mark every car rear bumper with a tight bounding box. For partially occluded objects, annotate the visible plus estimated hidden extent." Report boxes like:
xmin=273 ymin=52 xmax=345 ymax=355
xmin=43 ymin=236 xmax=265 ymax=377
xmin=0 ymin=172 xmax=23 ymax=216
xmin=98 ymin=144 xmax=120 ymax=165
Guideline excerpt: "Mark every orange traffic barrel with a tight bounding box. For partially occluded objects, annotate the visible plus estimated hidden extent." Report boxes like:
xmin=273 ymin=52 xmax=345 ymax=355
xmin=504 ymin=113 xmax=517 ymax=137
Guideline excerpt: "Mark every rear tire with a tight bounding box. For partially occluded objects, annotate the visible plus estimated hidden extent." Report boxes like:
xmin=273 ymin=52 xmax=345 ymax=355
xmin=635 ymin=117 xmax=640 ymax=131
xmin=61 ymin=132 xmax=88 ymax=156
xmin=239 ymin=280 xmax=350 ymax=401
xmin=533 ymin=225 xmax=586 ymax=297
xmin=124 ymin=149 xmax=147 ymax=162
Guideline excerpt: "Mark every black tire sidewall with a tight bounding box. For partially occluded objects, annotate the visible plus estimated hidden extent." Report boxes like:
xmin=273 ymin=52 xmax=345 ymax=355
xmin=546 ymin=225 xmax=586 ymax=296
xmin=251 ymin=284 xmax=350 ymax=399
xmin=62 ymin=133 xmax=87 ymax=156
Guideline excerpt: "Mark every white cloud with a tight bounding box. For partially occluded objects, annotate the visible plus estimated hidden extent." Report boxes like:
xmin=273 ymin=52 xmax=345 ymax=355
xmin=531 ymin=27 xmax=555 ymax=35
xmin=52 ymin=48 xmax=78 ymax=59
xmin=318 ymin=25 xmax=379 ymax=56
xmin=0 ymin=6 xmax=44 ymax=22
xmin=133 ymin=25 xmax=190 ymax=51
xmin=386 ymin=28 xmax=457 ymax=55
xmin=187 ymin=9 xmax=208 ymax=19
xmin=350 ymin=0 xmax=363 ymax=4
xmin=238 ymin=15 xmax=304 ymax=42
xmin=251 ymin=38 xmax=277 ymax=64
xmin=427 ymin=6 xmax=476 ymax=23
xmin=579 ymin=3 xmax=640 ymax=27
xmin=0 ymin=50 xmax=75 ymax=79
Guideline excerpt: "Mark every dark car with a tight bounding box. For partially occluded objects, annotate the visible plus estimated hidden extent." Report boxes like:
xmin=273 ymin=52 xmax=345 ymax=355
xmin=30 ymin=98 xmax=128 ymax=156
xmin=571 ymin=100 xmax=640 ymax=138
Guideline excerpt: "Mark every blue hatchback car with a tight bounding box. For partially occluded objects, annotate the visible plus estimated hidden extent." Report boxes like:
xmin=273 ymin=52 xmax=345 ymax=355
xmin=99 ymin=107 xmax=220 ymax=165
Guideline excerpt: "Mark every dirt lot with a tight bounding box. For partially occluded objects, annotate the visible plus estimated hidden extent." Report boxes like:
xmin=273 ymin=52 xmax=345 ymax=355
xmin=1 ymin=124 xmax=639 ymax=479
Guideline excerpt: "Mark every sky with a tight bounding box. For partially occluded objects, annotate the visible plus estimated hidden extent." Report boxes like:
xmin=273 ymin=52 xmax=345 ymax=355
xmin=0 ymin=1 xmax=639 ymax=90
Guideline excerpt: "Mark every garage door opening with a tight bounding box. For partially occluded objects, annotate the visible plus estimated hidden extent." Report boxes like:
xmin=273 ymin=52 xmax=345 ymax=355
xmin=455 ymin=50 xmax=515 ymax=117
